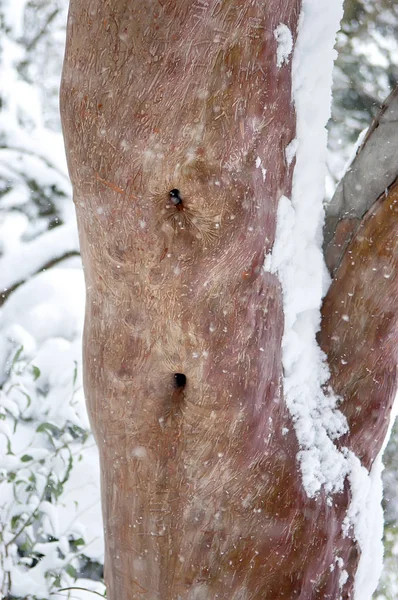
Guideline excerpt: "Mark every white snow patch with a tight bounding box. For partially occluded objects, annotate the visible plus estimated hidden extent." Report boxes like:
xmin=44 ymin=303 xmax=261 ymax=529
xmin=0 ymin=265 xmax=103 ymax=595
xmin=0 ymin=222 xmax=80 ymax=293
xmin=0 ymin=269 xmax=85 ymax=347
xmin=336 ymin=556 xmax=344 ymax=569
xmin=285 ymin=138 xmax=299 ymax=166
xmin=263 ymin=252 xmax=273 ymax=273
xmin=274 ymin=24 xmax=293 ymax=68
xmin=266 ymin=195 xmax=349 ymax=496
xmin=349 ymin=391 xmax=398 ymax=600
xmin=341 ymin=450 xmax=384 ymax=600
xmin=266 ymin=1 xmax=350 ymax=497
xmin=255 ymin=156 xmax=267 ymax=182
xmin=1 ymin=0 xmax=30 ymax=38
xmin=340 ymin=569 xmax=349 ymax=588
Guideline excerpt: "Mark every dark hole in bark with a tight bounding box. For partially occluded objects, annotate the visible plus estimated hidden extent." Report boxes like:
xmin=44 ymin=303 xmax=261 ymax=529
xmin=174 ymin=373 xmax=187 ymax=388
xmin=169 ymin=189 xmax=183 ymax=206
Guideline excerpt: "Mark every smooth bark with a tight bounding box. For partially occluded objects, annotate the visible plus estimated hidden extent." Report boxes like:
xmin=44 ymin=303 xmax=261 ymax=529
xmin=321 ymin=178 xmax=398 ymax=470
xmin=321 ymin=85 xmax=398 ymax=471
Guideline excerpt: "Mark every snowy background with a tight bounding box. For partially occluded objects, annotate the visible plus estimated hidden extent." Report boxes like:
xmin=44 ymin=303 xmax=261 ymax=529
xmin=0 ymin=1 xmax=396 ymax=598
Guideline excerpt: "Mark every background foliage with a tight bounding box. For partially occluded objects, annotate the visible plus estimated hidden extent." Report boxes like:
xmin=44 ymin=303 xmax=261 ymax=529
xmin=0 ymin=1 xmax=396 ymax=598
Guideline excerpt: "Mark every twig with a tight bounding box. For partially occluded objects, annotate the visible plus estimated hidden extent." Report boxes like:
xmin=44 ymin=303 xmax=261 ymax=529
xmin=0 ymin=251 xmax=80 ymax=308
xmin=0 ymin=145 xmax=70 ymax=183
xmin=53 ymin=587 xmax=106 ymax=598
xmin=26 ymin=9 xmax=60 ymax=52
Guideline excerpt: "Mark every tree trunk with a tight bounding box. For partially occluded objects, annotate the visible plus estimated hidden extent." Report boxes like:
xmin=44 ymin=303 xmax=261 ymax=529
xmin=60 ymin=2 xmax=396 ymax=599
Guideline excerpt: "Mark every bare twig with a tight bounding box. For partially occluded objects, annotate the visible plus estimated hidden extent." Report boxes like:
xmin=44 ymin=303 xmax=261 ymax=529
xmin=0 ymin=145 xmax=70 ymax=182
xmin=26 ymin=9 xmax=60 ymax=52
xmin=53 ymin=587 xmax=106 ymax=598
xmin=0 ymin=251 xmax=80 ymax=307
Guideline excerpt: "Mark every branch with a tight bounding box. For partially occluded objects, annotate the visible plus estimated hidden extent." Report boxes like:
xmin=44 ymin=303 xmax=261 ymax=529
xmin=321 ymin=177 xmax=398 ymax=469
xmin=0 ymin=222 xmax=80 ymax=306
xmin=0 ymin=145 xmax=71 ymax=183
xmin=53 ymin=587 xmax=106 ymax=598
xmin=324 ymin=84 xmax=398 ymax=274
xmin=25 ymin=9 xmax=60 ymax=53
xmin=0 ymin=251 xmax=80 ymax=307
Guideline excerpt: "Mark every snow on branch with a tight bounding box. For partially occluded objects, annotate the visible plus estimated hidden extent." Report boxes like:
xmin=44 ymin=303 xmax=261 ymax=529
xmin=0 ymin=222 xmax=80 ymax=305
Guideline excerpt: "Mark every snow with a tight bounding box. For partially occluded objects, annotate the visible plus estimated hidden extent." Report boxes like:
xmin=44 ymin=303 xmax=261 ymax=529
xmin=263 ymin=0 xmax=393 ymax=597
xmin=0 ymin=2 xmax=103 ymax=595
xmin=266 ymin=192 xmax=349 ymax=496
xmin=0 ymin=221 xmax=80 ymax=293
xmin=1 ymin=0 xmax=30 ymax=38
xmin=353 ymin=38 xmax=390 ymax=69
xmin=285 ymin=138 xmax=298 ymax=167
xmin=274 ymin=23 xmax=293 ymax=68
xmin=342 ymin=449 xmax=384 ymax=599
xmin=255 ymin=156 xmax=267 ymax=182
xmin=352 ymin=392 xmax=398 ymax=599
xmin=0 ymin=267 xmax=103 ymax=596
xmin=0 ymin=269 xmax=84 ymax=347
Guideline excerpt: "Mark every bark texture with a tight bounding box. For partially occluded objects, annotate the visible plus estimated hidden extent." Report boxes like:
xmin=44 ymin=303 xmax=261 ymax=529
xmin=60 ymin=2 xmax=396 ymax=599
xmin=322 ymin=86 xmax=398 ymax=470
xmin=321 ymin=178 xmax=398 ymax=470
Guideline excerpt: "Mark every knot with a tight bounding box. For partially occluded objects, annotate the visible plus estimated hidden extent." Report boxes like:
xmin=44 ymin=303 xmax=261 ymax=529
xmin=174 ymin=373 xmax=187 ymax=388
xmin=169 ymin=189 xmax=183 ymax=207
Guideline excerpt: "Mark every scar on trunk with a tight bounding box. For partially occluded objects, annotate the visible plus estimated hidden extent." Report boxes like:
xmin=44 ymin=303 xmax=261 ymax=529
xmin=151 ymin=180 xmax=220 ymax=243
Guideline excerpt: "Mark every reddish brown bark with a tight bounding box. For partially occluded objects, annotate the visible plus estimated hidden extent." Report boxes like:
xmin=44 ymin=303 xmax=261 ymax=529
xmin=60 ymin=2 xmax=396 ymax=599
xmin=320 ymin=179 xmax=398 ymax=470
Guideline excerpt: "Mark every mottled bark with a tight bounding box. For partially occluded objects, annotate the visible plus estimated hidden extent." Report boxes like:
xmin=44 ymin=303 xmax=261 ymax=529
xmin=60 ymin=2 xmax=396 ymax=599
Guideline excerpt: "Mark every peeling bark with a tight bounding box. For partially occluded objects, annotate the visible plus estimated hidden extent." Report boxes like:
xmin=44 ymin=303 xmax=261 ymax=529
xmin=60 ymin=2 xmax=397 ymax=599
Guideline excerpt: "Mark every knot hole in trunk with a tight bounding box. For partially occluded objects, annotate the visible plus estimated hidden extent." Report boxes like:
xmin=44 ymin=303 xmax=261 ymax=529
xmin=174 ymin=373 xmax=186 ymax=388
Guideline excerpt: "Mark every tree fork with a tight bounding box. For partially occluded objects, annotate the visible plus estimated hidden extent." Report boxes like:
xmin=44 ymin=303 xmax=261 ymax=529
xmin=60 ymin=2 xmax=396 ymax=599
